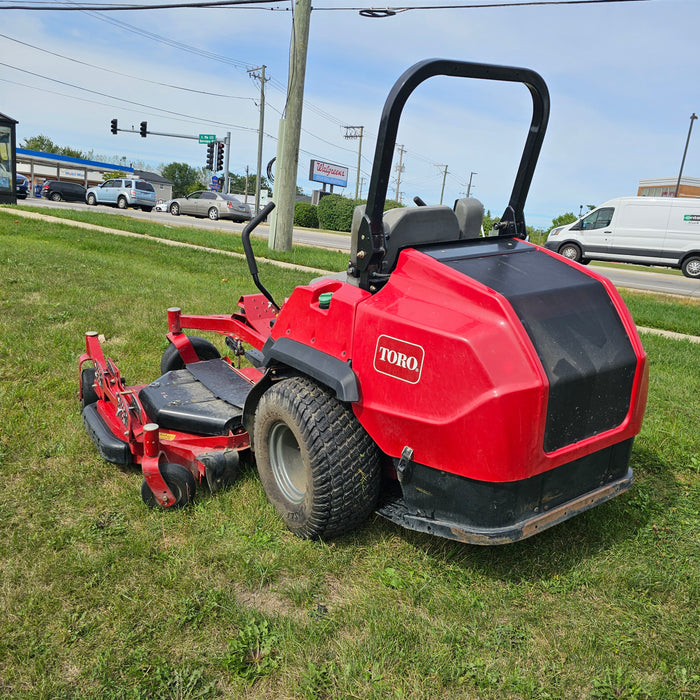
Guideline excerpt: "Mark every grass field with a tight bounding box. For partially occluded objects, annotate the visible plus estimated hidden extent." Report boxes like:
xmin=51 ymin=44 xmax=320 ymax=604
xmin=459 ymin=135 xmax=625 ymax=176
xmin=0 ymin=209 xmax=698 ymax=699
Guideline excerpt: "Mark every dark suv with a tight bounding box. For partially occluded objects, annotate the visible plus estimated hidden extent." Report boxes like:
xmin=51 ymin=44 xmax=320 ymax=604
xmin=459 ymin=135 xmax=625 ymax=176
xmin=42 ymin=180 xmax=87 ymax=202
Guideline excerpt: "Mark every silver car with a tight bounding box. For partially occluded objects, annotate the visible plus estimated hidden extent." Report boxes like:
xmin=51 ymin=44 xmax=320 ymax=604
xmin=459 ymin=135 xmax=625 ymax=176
xmin=168 ymin=191 xmax=251 ymax=222
xmin=85 ymin=178 xmax=157 ymax=211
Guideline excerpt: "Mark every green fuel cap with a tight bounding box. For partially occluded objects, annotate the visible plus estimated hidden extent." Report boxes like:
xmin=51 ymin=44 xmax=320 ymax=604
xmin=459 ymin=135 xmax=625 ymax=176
xmin=319 ymin=292 xmax=333 ymax=309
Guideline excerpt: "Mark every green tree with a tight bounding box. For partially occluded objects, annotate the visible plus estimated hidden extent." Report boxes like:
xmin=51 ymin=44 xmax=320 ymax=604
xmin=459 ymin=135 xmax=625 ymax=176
xmin=550 ymin=212 xmax=578 ymax=229
xmin=20 ymin=134 xmax=84 ymax=158
xmin=226 ymin=172 xmax=271 ymax=197
xmin=161 ymin=162 xmax=205 ymax=198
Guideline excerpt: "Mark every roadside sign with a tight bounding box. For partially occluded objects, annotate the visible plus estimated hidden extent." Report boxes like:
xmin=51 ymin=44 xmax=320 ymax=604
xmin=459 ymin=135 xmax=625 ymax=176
xmin=199 ymin=134 xmax=216 ymax=144
xmin=210 ymin=175 xmax=219 ymax=191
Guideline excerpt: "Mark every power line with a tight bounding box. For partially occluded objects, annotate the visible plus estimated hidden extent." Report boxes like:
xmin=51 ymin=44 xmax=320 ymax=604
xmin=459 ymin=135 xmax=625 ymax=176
xmin=0 ymin=33 xmax=257 ymax=101
xmin=0 ymin=0 xmax=651 ymax=10
xmin=0 ymin=63 xmax=259 ymax=132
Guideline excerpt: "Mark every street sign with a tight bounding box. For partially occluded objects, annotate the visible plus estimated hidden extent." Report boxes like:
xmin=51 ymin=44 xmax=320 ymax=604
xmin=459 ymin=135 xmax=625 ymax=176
xmin=210 ymin=175 xmax=219 ymax=191
xmin=199 ymin=134 xmax=216 ymax=144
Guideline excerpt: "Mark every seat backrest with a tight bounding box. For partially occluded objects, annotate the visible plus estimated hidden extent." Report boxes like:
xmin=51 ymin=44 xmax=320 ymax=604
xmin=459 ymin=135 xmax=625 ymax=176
xmin=453 ymin=197 xmax=484 ymax=239
xmin=382 ymin=205 xmax=461 ymax=272
xmin=349 ymin=204 xmax=366 ymax=268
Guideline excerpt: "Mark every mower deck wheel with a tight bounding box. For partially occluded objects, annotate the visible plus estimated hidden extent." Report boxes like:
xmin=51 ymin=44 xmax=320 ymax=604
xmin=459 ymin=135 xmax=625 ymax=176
xmin=81 ymin=367 xmax=99 ymax=408
xmin=160 ymin=336 xmax=221 ymax=374
xmin=253 ymin=375 xmax=381 ymax=540
xmin=141 ymin=463 xmax=196 ymax=508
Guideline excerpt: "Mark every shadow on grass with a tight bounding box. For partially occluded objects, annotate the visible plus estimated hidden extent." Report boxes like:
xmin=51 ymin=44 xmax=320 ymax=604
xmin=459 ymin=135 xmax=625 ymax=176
xmin=345 ymin=444 xmax=680 ymax=585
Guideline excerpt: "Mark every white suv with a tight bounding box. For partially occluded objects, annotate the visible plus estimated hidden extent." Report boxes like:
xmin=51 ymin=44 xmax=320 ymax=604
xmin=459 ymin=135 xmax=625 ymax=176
xmin=86 ymin=178 xmax=156 ymax=212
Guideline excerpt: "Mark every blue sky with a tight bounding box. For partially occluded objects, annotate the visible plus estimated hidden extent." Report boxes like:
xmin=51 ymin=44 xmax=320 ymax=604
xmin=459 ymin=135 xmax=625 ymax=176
xmin=1 ymin=0 xmax=697 ymax=229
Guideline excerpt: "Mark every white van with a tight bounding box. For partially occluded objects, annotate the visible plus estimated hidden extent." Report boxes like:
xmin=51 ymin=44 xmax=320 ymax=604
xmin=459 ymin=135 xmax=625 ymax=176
xmin=544 ymin=196 xmax=700 ymax=278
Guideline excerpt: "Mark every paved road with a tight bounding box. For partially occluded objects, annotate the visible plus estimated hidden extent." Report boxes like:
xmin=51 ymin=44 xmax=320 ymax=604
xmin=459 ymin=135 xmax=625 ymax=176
xmin=589 ymin=264 xmax=699 ymax=299
xmin=18 ymin=198 xmax=699 ymax=297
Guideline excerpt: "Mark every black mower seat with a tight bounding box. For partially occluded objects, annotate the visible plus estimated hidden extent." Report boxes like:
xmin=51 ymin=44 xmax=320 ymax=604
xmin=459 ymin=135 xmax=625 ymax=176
xmin=138 ymin=359 xmax=252 ymax=436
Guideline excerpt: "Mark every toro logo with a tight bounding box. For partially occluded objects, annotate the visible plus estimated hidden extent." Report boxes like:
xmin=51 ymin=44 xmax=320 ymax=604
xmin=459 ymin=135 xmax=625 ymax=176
xmin=373 ymin=335 xmax=424 ymax=384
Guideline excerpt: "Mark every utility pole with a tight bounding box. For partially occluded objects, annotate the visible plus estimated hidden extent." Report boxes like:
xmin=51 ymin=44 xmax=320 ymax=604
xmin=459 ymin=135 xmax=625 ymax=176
xmin=437 ymin=164 xmax=448 ymax=205
xmin=675 ymin=113 xmax=697 ymax=197
xmin=466 ymin=171 xmax=477 ymax=198
xmin=248 ymin=65 xmax=268 ymax=215
xmin=394 ymin=144 xmax=406 ymax=202
xmin=344 ymin=125 xmax=364 ymax=200
xmin=269 ymin=0 xmax=311 ymax=251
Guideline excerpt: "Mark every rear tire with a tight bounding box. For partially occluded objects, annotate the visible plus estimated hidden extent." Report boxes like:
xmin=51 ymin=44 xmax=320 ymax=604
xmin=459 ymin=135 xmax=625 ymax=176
xmin=208 ymin=207 xmax=219 ymax=221
xmin=559 ymin=243 xmax=583 ymax=262
xmin=253 ymin=376 xmax=381 ymax=540
xmin=87 ymin=193 xmax=97 ymax=206
xmin=170 ymin=202 xmax=180 ymax=216
xmin=50 ymin=192 xmax=63 ymax=202
xmin=681 ymin=255 xmax=700 ymax=279
xmin=141 ymin=463 xmax=196 ymax=508
xmin=117 ymin=196 xmax=127 ymax=209
xmin=160 ymin=336 xmax=221 ymax=373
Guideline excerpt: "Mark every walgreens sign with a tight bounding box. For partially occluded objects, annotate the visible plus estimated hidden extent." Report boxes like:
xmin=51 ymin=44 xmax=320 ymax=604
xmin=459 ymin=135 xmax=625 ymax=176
xmin=309 ymin=160 xmax=348 ymax=188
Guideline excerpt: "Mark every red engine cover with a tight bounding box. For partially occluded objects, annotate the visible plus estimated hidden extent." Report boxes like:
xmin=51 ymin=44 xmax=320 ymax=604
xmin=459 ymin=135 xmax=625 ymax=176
xmin=273 ymin=243 xmax=648 ymax=484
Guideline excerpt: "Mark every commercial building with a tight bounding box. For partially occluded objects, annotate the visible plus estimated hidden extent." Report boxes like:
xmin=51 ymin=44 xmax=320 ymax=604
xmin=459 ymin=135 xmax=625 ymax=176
xmin=637 ymin=176 xmax=700 ymax=198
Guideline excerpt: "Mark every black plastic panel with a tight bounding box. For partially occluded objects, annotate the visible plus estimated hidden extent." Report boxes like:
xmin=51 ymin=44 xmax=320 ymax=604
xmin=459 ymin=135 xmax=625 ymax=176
xmin=138 ymin=360 xmax=250 ymax=436
xmin=425 ymin=242 xmax=637 ymax=451
xmin=387 ymin=439 xmax=634 ymax=532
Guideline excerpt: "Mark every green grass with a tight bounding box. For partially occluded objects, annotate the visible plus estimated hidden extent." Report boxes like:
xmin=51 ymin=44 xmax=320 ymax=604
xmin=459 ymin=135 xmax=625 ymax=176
xmin=4 ymin=203 xmax=349 ymax=273
xmin=620 ymin=290 xmax=700 ymax=337
xmin=0 ymin=211 xmax=698 ymax=699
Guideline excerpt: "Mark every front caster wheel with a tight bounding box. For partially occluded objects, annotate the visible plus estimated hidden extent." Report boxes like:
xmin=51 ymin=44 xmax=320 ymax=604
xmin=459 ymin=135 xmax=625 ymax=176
xmin=141 ymin=463 xmax=196 ymax=508
xmin=253 ymin=376 xmax=381 ymax=540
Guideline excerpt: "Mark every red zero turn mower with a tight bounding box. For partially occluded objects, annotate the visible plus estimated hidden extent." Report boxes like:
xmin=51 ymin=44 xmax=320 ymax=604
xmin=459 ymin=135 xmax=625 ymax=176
xmin=79 ymin=59 xmax=648 ymax=544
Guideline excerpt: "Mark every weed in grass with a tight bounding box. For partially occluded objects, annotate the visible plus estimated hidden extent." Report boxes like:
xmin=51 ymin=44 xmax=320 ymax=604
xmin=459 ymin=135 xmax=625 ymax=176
xmin=224 ymin=618 xmax=278 ymax=682
xmin=591 ymin=665 xmax=649 ymax=699
xmin=300 ymin=660 xmax=338 ymax=699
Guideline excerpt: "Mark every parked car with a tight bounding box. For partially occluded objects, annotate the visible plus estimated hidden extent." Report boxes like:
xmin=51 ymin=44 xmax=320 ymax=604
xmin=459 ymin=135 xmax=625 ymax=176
xmin=169 ymin=191 xmax=251 ymax=222
xmin=42 ymin=180 xmax=87 ymax=202
xmin=85 ymin=178 xmax=156 ymax=211
xmin=154 ymin=199 xmax=172 ymax=212
xmin=15 ymin=174 xmax=29 ymax=199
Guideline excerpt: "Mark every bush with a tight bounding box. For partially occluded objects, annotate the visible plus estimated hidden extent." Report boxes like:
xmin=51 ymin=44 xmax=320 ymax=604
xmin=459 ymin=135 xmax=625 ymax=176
xmin=294 ymin=201 xmax=319 ymax=229
xmin=317 ymin=194 xmax=358 ymax=232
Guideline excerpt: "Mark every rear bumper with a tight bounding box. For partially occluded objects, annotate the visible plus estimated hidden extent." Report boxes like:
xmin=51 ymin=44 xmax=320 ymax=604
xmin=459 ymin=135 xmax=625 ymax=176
xmin=376 ymin=439 xmax=634 ymax=545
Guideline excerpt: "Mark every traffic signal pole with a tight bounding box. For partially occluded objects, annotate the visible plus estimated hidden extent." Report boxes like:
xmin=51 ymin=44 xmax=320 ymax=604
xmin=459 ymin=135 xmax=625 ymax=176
xmin=110 ymin=120 xmax=231 ymax=192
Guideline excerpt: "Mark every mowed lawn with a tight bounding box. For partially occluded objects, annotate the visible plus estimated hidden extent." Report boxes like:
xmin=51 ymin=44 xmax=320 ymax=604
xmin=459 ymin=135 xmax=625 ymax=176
xmin=0 ymin=210 xmax=698 ymax=700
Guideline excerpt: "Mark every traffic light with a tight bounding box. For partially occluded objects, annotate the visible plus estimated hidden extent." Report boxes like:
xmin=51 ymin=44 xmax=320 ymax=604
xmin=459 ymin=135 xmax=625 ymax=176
xmin=110 ymin=119 xmax=118 ymax=135
xmin=206 ymin=141 xmax=215 ymax=170
xmin=139 ymin=121 xmax=147 ymax=137
xmin=216 ymin=142 xmax=224 ymax=172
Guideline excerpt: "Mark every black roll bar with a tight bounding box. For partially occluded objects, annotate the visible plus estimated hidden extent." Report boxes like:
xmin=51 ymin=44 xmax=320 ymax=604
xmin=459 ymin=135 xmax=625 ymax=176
xmin=355 ymin=58 xmax=550 ymax=290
